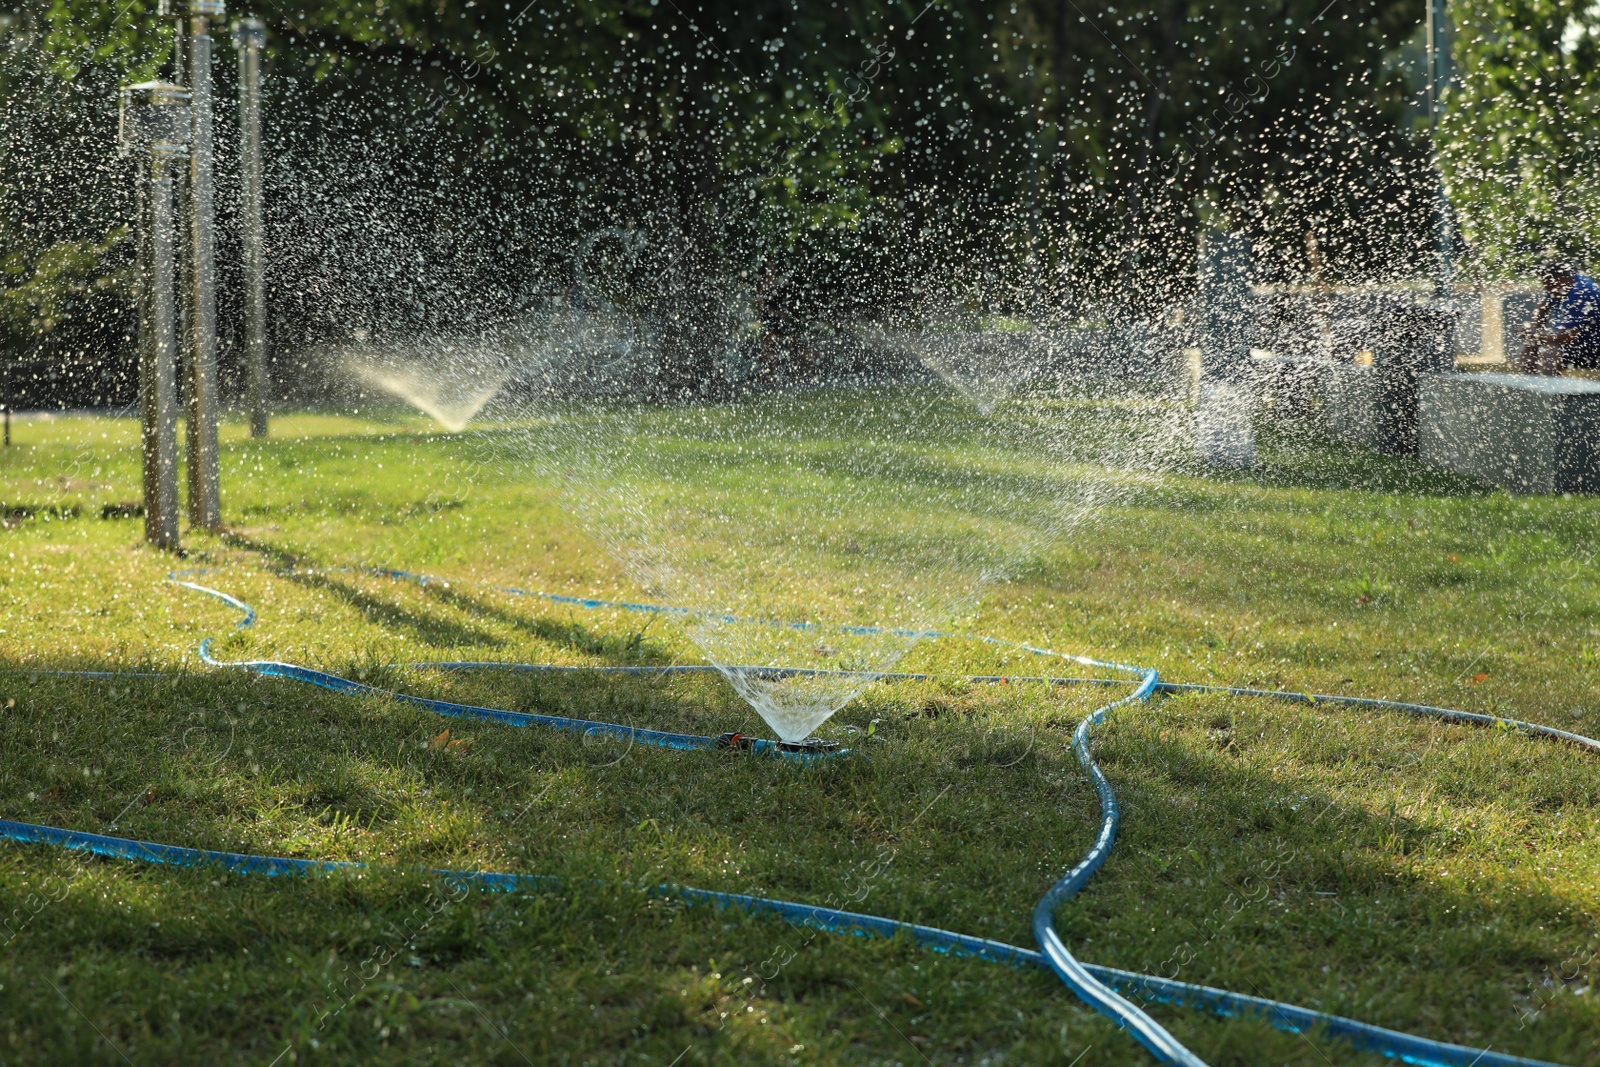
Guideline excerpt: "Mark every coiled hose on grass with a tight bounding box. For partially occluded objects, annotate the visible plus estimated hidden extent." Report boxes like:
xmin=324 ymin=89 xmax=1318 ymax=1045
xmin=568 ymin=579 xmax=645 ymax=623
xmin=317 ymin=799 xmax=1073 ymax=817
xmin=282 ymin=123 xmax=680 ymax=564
xmin=3 ymin=566 xmax=1592 ymax=1067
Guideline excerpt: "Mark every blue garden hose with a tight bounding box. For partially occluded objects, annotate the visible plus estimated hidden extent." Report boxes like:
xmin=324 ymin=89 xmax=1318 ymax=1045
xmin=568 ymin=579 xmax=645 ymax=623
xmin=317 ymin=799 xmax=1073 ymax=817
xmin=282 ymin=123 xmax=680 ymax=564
xmin=3 ymin=567 xmax=1589 ymax=1067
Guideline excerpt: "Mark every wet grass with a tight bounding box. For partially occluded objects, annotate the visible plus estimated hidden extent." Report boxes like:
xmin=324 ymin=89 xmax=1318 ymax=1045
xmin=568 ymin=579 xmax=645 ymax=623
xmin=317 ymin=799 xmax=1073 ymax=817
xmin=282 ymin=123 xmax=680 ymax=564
xmin=0 ymin=401 xmax=1597 ymax=1066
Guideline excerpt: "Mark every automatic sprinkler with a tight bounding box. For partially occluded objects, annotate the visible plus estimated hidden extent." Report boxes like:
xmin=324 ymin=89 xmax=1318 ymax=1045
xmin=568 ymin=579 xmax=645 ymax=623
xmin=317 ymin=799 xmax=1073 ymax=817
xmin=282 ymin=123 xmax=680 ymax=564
xmin=715 ymin=732 xmax=842 ymax=755
xmin=119 ymin=80 xmax=191 ymax=551
xmin=232 ymin=15 xmax=269 ymax=438
xmin=164 ymin=0 xmax=225 ymax=531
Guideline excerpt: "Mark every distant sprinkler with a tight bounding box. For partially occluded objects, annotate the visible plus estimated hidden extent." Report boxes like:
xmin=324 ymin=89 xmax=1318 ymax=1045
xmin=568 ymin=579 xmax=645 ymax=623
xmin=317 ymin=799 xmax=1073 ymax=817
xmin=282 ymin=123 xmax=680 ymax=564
xmin=232 ymin=15 xmax=269 ymax=439
xmin=164 ymin=0 xmax=226 ymax=530
xmin=119 ymin=80 xmax=191 ymax=551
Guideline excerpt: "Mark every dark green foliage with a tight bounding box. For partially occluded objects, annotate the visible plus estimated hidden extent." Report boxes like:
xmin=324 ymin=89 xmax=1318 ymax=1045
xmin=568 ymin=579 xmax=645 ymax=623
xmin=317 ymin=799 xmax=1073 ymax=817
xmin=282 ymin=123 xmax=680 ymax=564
xmin=0 ymin=0 xmax=1508 ymax=408
xmin=1443 ymin=0 xmax=1600 ymax=271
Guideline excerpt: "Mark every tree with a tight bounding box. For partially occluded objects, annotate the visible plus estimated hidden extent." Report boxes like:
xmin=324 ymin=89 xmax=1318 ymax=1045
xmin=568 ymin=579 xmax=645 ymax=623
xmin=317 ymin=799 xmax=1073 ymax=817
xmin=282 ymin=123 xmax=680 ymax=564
xmin=0 ymin=1 xmax=154 ymax=406
xmin=1442 ymin=0 xmax=1600 ymax=274
xmin=1 ymin=0 xmax=1488 ymax=407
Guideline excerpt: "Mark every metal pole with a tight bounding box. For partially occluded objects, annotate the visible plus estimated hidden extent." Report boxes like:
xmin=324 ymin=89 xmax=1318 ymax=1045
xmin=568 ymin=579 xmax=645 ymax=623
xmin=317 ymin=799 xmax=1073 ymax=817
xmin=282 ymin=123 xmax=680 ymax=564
xmin=168 ymin=0 xmax=225 ymax=531
xmin=1198 ymin=228 xmax=1252 ymax=383
xmin=149 ymin=145 xmax=184 ymax=547
xmin=233 ymin=16 xmax=268 ymax=438
xmin=1427 ymin=0 xmax=1453 ymax=298
xmin=120 ymin=81 xmax=191 ymax=552
xmin=1195 ymin=227 xmax=1257 ymax=469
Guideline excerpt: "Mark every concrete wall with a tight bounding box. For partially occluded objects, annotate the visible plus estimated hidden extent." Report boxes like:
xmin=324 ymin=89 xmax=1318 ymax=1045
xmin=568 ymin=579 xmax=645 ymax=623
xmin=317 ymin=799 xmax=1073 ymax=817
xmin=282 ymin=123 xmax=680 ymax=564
xmin=1311 ymin=299 xmax=1450 ymax=455
xmin=1318 ymin=363 xmax=1421 ymax=455
xmin=1321 ymin=363 xmax=1383 ymax=449
xmin=1418 ymin=372 xmax=1600 ymax=493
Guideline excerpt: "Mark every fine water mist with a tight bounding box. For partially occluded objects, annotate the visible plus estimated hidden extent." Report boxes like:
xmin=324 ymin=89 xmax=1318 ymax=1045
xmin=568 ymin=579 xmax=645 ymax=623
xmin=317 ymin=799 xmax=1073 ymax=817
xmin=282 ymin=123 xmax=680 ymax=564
xmin=494 ymin=375 xmax=1136 ymax=743
xmin=10 ymin=0 xmax=1592 ymax=741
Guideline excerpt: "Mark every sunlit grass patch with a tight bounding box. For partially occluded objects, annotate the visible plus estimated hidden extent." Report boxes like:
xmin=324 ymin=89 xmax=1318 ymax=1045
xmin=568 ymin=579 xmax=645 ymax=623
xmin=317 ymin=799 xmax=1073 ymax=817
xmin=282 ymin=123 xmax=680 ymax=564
xmin=0 ymin=404 xmax=1597 ymax=1064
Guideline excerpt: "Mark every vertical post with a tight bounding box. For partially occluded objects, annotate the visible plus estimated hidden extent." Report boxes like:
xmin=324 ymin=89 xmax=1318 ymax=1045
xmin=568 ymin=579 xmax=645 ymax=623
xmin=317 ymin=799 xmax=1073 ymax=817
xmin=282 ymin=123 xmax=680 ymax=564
xmin=233 ymin=16 xmax=268 ymax=438
xmin=1198 ymin=229 xmax=1253 ymax=383
xmin=148 ymin=145 xmax=184 ymax=547
xmin=1307 ymin=227 xmax=1332 ymax=361
xmin=169 ymin=0 xmax=225 ymax=531
xmin=120 ymin=81 xmax=192 ymax=551
xmin=1426 ymin=0 xmax=1453 ymax=299
xmin=1195 ymin=228 xmax=1256 ymax=468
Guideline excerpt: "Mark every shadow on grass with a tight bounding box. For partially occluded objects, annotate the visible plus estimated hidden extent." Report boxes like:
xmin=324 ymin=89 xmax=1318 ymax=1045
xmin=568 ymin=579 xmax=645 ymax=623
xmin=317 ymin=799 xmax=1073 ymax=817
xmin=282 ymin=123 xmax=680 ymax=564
xmin=407 ymin=579 xmax=680 ymax=668
xmin=220 ymin=532 xmax=505 ymax=651
xmin=2 ymin=661 xmax=1597 ymax=1063
xmin=1230 ymin=422 xmax=1494 ymax=497
xmin=1076 ymin=691 xmax=1598 ymax=1063
xmin=220 ymin=531 xmax=679 ymax=667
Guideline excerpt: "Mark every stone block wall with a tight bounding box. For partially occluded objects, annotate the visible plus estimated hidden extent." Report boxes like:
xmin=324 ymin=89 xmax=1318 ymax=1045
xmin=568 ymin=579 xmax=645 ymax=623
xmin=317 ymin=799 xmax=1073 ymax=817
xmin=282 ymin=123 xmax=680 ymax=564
xmin=1418 ymin=372 xmax=1600 ymax=493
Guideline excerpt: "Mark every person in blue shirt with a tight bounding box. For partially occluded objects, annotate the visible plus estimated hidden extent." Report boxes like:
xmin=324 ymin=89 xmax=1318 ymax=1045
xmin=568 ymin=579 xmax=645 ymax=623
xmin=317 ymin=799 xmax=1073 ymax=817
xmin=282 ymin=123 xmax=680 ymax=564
xmin=1519 ymin=260 xmax=1600 ymax=374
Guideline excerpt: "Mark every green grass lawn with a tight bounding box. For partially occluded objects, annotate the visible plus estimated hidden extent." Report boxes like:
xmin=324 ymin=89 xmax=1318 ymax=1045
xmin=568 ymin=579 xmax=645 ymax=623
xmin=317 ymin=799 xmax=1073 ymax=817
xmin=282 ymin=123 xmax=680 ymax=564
xmin=0 ymin=397 xmax=1598 ymax=1066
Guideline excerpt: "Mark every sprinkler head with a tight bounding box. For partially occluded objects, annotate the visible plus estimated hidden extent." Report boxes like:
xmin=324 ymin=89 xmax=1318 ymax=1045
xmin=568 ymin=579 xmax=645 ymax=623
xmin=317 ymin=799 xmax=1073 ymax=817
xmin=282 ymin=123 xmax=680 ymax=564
xmin=160 ymin=0 xmax=227 ymax=16
xmin=117 ymin=81 xmax=191 ymax=160
xmin=715 ymin=732 xmax=841 ymax=755
xmin=232 ymin=16 xmax=265 ymax=50
xmin=777 ymin=737 xmax=842 ymax=754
